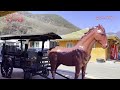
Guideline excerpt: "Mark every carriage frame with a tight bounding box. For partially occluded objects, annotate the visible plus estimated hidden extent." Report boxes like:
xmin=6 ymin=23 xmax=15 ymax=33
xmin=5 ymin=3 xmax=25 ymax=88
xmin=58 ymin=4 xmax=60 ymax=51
xmin=0 ymin=32 xmax=62 ymax=79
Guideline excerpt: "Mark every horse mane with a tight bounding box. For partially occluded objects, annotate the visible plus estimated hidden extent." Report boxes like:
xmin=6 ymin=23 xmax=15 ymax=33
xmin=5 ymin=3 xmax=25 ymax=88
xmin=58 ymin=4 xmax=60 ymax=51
xmin=80 ymin=27 xmax=94 ymax=40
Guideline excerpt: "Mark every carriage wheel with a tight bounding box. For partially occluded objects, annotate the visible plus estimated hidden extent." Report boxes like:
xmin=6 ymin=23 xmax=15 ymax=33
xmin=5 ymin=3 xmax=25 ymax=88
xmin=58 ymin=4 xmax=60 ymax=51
xmin=1 ymin=60 xmax=13 ymax=78
xmin=1 ymin=61 xmax=6 ymax=77
xmin=24 ymin=71 xmax=32 ymax=79
xmin=41 ymin=68 xmax=49 ymax=77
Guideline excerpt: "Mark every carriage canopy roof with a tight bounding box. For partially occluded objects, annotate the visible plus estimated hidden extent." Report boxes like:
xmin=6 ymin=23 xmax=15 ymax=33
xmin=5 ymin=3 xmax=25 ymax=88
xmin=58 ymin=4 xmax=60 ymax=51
xmin=0 ymin=32 xmax=62 ymax=41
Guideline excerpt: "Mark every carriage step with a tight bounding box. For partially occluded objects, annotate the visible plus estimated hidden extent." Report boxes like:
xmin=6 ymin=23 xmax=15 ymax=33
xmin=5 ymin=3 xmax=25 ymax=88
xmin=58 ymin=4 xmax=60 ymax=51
xmin=40 ymin=63 xmax=50 ymax=65
xmin=46 ymin=65 xmax=51 ymax=67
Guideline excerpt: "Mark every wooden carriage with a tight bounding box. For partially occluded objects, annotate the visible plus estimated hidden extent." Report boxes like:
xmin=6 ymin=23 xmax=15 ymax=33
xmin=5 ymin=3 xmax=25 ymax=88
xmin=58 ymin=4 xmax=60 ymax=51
xmin=0 ymin=32 xmax=62 ymax=79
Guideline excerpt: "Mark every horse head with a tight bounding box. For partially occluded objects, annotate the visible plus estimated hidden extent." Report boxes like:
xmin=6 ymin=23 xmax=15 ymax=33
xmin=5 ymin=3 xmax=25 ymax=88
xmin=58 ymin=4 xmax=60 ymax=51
xmin=94 ymin=24 xmax=108 ymax=49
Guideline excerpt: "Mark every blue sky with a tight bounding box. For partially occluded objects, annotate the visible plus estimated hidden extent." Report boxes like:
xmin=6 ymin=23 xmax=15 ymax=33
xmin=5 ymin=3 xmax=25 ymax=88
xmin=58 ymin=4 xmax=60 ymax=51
xmin=30 ymin=11 xmax=120 ymax=33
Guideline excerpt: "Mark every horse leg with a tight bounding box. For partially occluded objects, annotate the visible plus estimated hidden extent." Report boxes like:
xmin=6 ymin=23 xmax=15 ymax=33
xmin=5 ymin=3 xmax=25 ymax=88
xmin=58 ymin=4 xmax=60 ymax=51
xmin=51 ymin=62 xmax=56 ymax=79
xmin=55 ymin=63 xmax=60 ymax=72
xmin=82 ymin=64 xmax=87 ymax=79
xmin=51 ymin=68 xmax=56 ymax=79
xmin=50 ymin=56 xmax=58 ymax=79
xmin=51 ymin=63 xmax=60 ymax=79
xmin=74 ymin=65 xmax=81 ymax=79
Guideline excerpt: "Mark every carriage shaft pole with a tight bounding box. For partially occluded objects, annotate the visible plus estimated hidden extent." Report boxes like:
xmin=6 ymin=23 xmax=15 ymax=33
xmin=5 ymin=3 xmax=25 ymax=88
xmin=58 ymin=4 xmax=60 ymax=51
xmin=55 ymin=72 xmax=70 ymax=79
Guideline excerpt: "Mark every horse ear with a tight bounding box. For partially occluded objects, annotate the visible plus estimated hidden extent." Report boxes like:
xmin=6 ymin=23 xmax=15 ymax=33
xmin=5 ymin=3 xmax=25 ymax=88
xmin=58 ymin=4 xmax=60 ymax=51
xmin=99 ymin=24 xmax=105 ymax=32
xmin=98 ymin=24 xmax=103 ymax=30
xmin=98 ymin=24 xmax=101 ymax=28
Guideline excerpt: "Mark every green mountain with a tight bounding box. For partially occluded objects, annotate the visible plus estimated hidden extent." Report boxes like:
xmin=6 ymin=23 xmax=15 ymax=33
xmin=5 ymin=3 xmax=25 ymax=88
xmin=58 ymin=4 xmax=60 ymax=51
xmin=0 ymin=11 xmax=80 ymax=36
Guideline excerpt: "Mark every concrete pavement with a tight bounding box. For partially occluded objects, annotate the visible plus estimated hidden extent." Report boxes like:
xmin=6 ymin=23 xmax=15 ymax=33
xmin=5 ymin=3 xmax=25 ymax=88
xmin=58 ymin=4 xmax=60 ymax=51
xmin=0 ymin=68 xmax=83 ymax=79
xmin=58 ymin=61 xmax=120 ymax=79
xmin=0 ymin=60 xmax=120 ymax=79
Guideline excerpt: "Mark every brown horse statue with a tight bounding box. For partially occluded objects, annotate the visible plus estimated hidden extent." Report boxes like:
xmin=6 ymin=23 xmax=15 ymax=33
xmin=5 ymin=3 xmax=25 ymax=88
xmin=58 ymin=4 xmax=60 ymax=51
xmin=48 ymin=24 xmax=108 ymax=79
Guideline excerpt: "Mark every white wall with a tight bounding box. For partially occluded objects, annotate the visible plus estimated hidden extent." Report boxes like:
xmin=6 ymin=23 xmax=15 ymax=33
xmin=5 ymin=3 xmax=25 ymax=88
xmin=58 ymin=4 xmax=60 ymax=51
xmin=0 ymin=39 xmax=19 ymax=46
xmin=34 ymin=40 xmax=50 ymax=49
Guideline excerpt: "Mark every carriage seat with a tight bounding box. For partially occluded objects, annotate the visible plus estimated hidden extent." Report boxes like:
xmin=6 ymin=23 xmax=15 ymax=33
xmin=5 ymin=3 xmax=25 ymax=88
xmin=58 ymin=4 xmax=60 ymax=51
xmin=27 ymin=51 xmax=44 ymax=70
xmin=27 ymin=51 xmax=43 ymax=62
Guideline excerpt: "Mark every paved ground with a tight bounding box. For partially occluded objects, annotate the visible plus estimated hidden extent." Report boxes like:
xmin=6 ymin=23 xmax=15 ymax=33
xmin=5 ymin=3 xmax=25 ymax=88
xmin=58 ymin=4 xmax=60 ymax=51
xmin=0 ymin=68 xmax=84 ymax=79
xmin=58 ymin=61 xmax=120 ymax=79
xmin=0 ymin=60 xmax=120 ymax=79
xmin=86 ymin=61 xmax=120 ymax=79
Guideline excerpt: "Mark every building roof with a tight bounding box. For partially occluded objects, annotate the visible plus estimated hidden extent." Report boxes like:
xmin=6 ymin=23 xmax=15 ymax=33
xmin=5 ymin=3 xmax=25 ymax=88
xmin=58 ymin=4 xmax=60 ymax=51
xmin=56 ymin=28 xmax=89 ymax=41
xmin=107 ymin=35 xmax=119 ymax=40
xmin=107 ymin=35 xmax=120 ymax=44
xmin=56 ymin=28 xmax=120 ymax=42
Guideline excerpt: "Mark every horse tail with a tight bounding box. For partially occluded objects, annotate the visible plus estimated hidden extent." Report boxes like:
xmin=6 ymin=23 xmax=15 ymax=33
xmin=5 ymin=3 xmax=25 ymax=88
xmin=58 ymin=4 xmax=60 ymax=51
xmin=49 ymin=47 xmax=56 ymax=51
xmin=47 ymin=47 xmax=55 ymax=56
